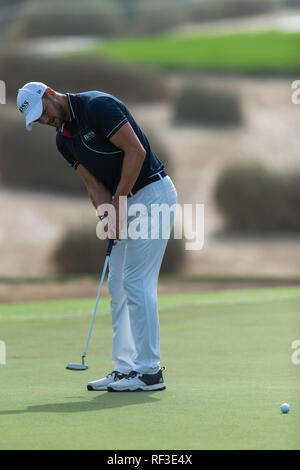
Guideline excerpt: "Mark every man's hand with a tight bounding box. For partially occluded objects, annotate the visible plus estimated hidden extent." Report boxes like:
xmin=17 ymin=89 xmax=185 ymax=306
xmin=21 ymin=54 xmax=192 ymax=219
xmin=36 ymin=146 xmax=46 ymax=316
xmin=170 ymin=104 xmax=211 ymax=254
xmin=108 ymin=196 xmax=127 ymax=240
xmin=99 ymin=196 xmax=127 ymax=241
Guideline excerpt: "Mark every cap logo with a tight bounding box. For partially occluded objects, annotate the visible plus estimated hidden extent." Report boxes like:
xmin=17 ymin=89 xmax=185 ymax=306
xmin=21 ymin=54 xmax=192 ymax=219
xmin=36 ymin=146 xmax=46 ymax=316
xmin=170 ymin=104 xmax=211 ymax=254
xmin=18 ymin=100 xmax=29 ymax=114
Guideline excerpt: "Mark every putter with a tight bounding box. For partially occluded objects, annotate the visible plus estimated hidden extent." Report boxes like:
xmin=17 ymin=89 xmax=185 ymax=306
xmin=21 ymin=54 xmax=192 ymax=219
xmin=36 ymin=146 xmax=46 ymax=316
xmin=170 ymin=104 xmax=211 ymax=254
xmin=66 ymin=238 xmax=114 ymax=371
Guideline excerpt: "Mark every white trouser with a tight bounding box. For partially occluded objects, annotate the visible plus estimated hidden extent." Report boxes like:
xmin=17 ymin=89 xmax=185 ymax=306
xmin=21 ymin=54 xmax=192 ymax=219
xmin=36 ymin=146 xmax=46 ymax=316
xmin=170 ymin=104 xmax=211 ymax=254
xmin=107 ymin=175 xmax=177 ymax=374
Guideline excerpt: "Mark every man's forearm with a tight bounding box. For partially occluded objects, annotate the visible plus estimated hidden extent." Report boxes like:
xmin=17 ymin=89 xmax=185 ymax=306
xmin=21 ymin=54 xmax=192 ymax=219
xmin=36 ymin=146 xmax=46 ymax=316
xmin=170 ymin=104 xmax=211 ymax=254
xmin=113 ymin=150 xmax=145 ymax=199
xmin=77 ymin=163 xmax=112 ymax=212
xmin=87 ymin=184 xmax=111 ymax=211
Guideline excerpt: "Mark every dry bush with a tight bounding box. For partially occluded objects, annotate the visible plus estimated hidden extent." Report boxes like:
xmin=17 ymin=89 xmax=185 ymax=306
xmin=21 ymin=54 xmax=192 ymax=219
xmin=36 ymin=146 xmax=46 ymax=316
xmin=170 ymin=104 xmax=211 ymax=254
xmin=135 ymin=4 xmax=186 ymax=35
xmin=283 ymin=0 xmax=300 ymax=6
xmin=112 ymin=0 xmax=187 ymax=35
xmin=6 ymin=2 xmax=126 ymax=40
xmin=0 ymin=105 xmax=86 ymax=194
xmin=52 ymin=223 xmax=108 ymax=274
xmin=215 ymin=163 xmax=300 ymax=232
xmin=52 ymin=224 xmax=185 ymax=274
xmin=173 ymin=83 xmax=243 ymax=127
xmin=1 ymin=51 xmax=166 ymax=104
xmin=160 ymin=230 xmax=185 ymax=274
xmin=189 ymin=0 xmax=279 ymax=22
xmin=0 ymin=0 xmax=26 ymax=5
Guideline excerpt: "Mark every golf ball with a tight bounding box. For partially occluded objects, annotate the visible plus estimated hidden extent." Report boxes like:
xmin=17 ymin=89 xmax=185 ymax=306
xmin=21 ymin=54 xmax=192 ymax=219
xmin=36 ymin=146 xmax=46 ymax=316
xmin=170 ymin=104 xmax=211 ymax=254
xmin=280 ymin=403 xmax=290 ymax=414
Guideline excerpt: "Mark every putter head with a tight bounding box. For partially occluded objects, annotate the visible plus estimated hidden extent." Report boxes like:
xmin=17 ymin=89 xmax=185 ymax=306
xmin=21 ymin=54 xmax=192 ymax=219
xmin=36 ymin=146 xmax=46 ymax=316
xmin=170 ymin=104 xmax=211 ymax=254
xmin=66 ymin=363 xmax=88 ymax=371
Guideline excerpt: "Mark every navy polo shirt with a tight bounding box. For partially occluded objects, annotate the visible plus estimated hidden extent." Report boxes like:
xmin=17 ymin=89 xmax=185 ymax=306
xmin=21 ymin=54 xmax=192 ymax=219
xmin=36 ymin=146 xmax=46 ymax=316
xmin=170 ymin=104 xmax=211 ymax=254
xmin=56 ymin=91 xmax=165 ymax=195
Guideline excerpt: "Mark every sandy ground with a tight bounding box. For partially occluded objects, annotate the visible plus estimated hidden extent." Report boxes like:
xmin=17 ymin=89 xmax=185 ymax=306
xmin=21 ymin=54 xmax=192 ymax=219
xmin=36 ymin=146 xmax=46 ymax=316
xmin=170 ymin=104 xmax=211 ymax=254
xmin=1 ymin=75 xmax=300 ymax=298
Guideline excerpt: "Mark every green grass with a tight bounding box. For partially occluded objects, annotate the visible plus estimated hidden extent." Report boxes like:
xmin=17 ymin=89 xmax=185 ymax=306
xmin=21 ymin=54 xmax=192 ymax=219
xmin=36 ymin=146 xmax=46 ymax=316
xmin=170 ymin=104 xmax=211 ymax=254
xmin=78 ymin=31 xmax=300 ymax=75
xmin=0 ymin=287 xmax=299 ymax=449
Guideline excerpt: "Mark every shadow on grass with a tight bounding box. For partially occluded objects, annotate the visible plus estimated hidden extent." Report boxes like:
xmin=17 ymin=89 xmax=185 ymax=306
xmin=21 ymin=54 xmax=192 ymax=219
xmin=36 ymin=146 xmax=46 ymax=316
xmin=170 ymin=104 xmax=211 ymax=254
xmin=0 ymin=392 xmax=162 ymax=415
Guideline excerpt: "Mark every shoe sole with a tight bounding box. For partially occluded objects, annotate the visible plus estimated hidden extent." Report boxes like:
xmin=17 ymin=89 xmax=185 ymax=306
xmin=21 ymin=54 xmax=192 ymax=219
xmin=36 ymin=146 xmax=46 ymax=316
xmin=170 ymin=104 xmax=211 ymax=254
xmin=107 ymin=383 xmax=166 ymax=392
xmin=87 ymin=385 xmax=108 ymax=391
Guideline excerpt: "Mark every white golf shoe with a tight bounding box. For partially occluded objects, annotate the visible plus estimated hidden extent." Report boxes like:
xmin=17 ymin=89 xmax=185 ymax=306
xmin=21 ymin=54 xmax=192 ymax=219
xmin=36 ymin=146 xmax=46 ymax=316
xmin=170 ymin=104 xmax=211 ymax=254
xmin=87 ymin=370 xmax=128 ymax=391
xmin=107 ymin=369 xmax=166 ymax=392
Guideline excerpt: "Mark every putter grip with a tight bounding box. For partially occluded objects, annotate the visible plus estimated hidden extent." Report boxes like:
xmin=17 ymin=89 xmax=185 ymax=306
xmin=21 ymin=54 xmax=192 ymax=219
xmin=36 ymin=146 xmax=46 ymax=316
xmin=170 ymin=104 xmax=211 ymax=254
xmin=106 ymin=238 xmax=114 ymax=256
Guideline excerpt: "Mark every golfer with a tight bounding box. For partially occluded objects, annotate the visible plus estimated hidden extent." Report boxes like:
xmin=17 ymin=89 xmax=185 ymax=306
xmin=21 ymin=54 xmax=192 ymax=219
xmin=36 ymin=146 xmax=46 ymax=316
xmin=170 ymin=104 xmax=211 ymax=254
xmin=17 ymin=82 xmax=177 ymax=392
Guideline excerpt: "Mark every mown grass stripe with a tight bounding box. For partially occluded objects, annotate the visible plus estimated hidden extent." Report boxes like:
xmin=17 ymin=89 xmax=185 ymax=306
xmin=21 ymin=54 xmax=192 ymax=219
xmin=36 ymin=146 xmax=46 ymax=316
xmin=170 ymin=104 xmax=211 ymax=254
xmin=76 ymin=31 xmax=300 ymax=74
xmin=0 ymin=287 xmax=299 ymax=322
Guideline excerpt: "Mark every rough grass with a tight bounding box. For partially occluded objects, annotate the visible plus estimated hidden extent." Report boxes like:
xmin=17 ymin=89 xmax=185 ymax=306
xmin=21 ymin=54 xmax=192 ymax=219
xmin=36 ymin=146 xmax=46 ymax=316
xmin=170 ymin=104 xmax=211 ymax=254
xmin=77 ymin=31 xmax=300 ymax=75
xmin=0 ymin=287 xmax=299 ymax=450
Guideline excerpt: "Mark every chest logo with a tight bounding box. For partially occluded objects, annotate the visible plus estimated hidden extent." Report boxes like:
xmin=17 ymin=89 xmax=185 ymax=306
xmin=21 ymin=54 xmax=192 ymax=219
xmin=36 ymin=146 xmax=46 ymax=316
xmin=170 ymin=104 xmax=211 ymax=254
xmin=83 ymin=130 xmax=96 ymax=142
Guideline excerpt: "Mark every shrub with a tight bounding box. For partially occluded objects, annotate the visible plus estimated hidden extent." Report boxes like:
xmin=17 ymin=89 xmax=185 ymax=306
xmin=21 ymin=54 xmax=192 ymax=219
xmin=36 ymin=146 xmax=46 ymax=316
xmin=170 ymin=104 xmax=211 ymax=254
xmin=283 ymin=0 xmax=300 ymax=6
xmin=0 ymin=104 xmax=86 ymax=194
xmin=6 ymin=1 xmax=126 ymax=40
xmin=112 ymin=0 xmax=188 ymax=35
xmin=0 ymin=51 xmax=166 ymax=104
xmin=188 ymin=0 xmax=279 ymax=23
xmin=0 ymin=0 xmax=25 ymax=5
xmin=215 ymin=163 xmax=300 ymax=232
xmin=160 ymin=230 xmax=185 ymax=274
xmin=135 ymin=4 xmax=186 ymax=35
xmin=52 ymin=222 xmax=108 ymax=274
xmin=173 ymin=83 xmax=243 ymax=127
xmin=52 ymin=224 xmax=185 ymax=274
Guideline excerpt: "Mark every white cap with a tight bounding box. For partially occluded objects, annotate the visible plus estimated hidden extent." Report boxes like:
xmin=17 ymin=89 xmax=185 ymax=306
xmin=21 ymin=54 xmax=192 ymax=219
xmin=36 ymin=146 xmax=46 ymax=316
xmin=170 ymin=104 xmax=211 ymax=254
xmin=17 ymin=82 xmax=48 ymax=131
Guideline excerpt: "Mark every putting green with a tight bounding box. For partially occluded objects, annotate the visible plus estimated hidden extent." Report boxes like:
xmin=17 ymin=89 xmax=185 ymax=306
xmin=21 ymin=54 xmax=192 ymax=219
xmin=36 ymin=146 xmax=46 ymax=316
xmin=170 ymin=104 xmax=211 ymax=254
xmin=0 ymin=287 xmax=299 ymax=450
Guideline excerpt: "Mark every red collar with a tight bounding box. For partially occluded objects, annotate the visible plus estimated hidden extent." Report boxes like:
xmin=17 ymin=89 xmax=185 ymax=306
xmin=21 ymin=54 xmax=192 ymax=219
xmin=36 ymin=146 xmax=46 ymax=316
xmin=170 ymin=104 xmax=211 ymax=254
xmin=61 ymin=125 xmax=72 ymax=138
